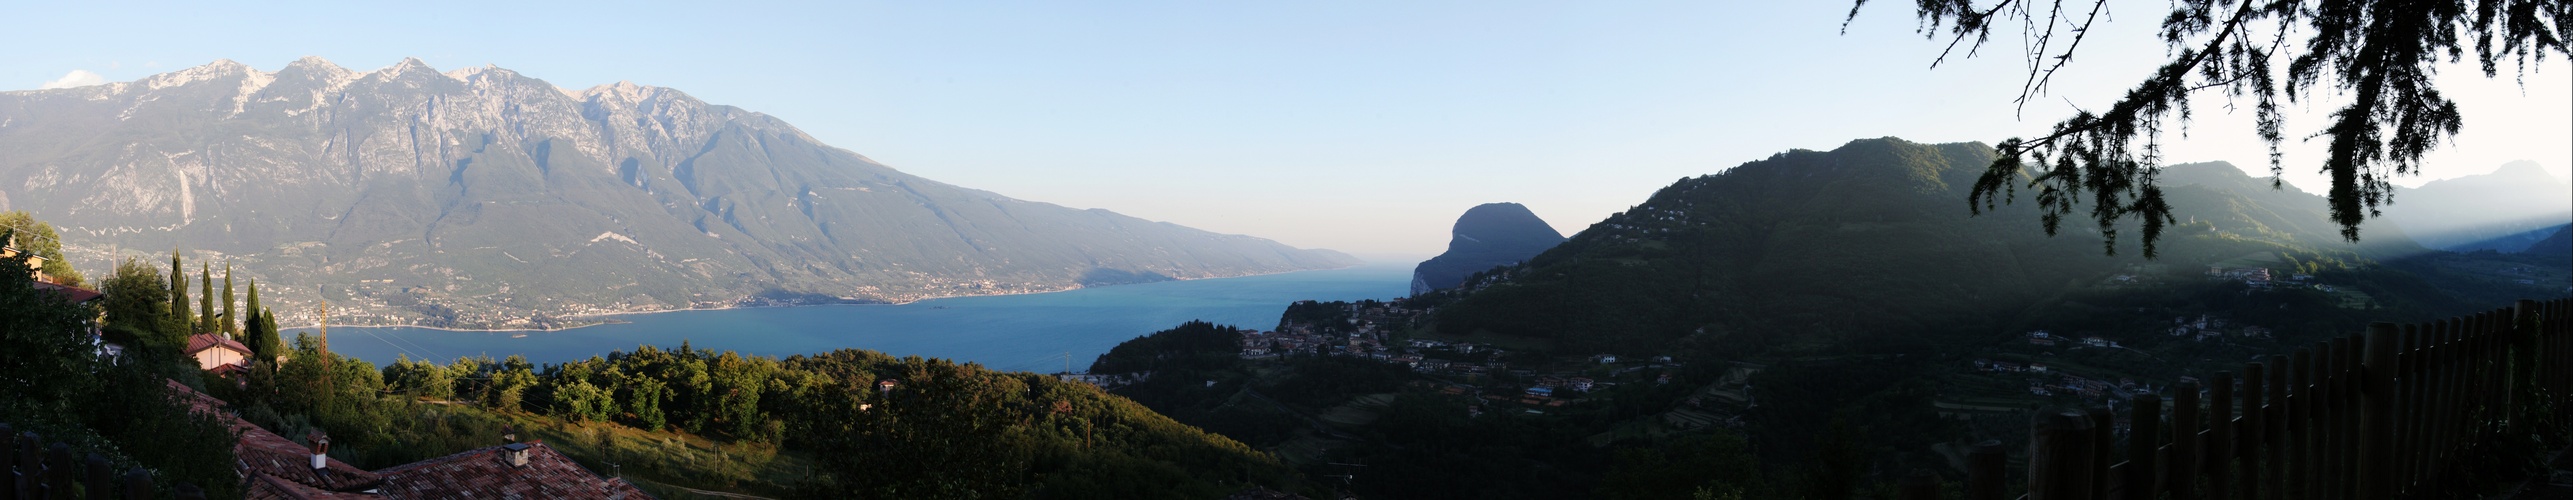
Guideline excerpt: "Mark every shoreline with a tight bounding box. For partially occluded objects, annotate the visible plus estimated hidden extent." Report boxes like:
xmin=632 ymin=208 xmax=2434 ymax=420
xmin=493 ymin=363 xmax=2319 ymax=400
xmin=283 ymin=263 xmax=1374 ymax=333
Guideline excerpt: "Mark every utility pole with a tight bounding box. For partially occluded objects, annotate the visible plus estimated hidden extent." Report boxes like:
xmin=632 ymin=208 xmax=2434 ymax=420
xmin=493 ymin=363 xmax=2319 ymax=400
xmin=317 ymin=296 xmax=331 ymax=368
xmin=317 ymin=291 xmax=333 ymax=396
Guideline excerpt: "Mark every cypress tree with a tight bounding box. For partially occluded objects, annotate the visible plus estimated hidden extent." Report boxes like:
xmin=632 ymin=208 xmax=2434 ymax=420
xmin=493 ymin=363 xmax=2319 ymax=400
xmin=169 ymin=250 xmax=190 ymax=335
xmin=258 ymin=310 xmax=283 ymax=360
xmin=198 ymin=265 xmax=214 ymax=335
xmin=221 ymin=264 xmax=237 ymax=338
xmin=243 ymin=280 xmax=266 ymax=360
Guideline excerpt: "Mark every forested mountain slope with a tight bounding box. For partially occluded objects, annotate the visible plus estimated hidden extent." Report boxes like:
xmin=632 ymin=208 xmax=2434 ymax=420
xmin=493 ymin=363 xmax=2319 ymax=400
xmin=1429 ymin=138 xmax=2441 ymax=355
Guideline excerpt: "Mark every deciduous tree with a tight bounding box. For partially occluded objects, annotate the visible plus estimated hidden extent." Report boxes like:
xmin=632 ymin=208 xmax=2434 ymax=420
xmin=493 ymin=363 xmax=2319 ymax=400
xmin=0 ymin=211 xmax=84 ymax=287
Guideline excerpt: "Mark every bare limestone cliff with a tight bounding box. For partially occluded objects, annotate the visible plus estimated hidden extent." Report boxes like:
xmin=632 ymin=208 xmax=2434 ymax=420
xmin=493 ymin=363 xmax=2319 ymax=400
xmin=0 ymin=58 xmax=1356 ymax=328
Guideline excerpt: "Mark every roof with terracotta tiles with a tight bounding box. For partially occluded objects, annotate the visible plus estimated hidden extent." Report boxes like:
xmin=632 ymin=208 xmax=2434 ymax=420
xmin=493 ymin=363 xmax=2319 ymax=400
xmin=374 ymin=442 xmax=646 ymax=500
xmin=182 ymin=333 xmax=253 ymax=357
xmin=244 ymin=473 xmax=377 ymax=500
xmin=31 ymin=281 xmax=101 ymax=303
xmin=166 ymin=380 xmax=643 ymax=499
xmin=235 ymin=423 xmax=385 ymax=492
xmin=165 ymin=380 xmax=383 ymax=492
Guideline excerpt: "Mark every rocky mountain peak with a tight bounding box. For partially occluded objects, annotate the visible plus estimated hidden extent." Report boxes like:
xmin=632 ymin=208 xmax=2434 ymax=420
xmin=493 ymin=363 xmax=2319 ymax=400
xmin=2492 ymin=160 xmax=2561 ymax=185
xmin=144 ymin=59 xmax=262 ymax=90
xmin=1411 ymin=203 xmax=1565 ymax=295
xmin=378 ymin=57 xmax=439 ymax=76
xmin=582 ymin=81 xmax=662 ymax=105
xmin=277 ymin=56 xmax=358 ymax=84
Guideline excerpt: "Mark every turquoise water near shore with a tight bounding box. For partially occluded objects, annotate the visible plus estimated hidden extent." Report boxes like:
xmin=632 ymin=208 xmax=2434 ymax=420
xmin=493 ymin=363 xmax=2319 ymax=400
xmin=296 ymin=263 xmax=1410 ymax=371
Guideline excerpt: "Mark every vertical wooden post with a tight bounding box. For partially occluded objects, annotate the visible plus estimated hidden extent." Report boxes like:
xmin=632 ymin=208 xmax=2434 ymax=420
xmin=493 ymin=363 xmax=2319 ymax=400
xmin=2362 ymin=323 xmax=2398 ymax=500
xmin=0 ymin=423 xmax=14 ymax=500
xmin=2397 ymin=324 xmax=2426 ymax=491
xmin=118 ymin=468 xmax=148 ymax=500
xmin=2173 ymin=380 xmax=2202 ymax=499
xmin=2243 ymin=362 xmax=2266 ymax=500
xmin=2332 ymin=336 xmax=2356 ymax=500
xmin=2030 ymin=409 xmax=2097 ymax=500
xmin=82 ymin=453 xmax=108 ymax=500
xmin=2549 ymin=296 xmax=2564 ymax=410
xmin=2290 ymin=347 xmax=2313 ymax=499
xmin=11 ymin=431 xmax=34 ymax=500
xmin=2470 ymin=311 xmax=2490 ymax=422
xmin=43 ymin=443 xmax=71 ymax=499
xmin=2268 ymin=354 xmax=2290 ymax=500
xmin=2126 ymin=393 xmax=2161 ymax=500
xmin=2089 ymin=406 xmax=2115 ymax=500
xmin=1901 ymin=470 xmax=1940 ymax=500
xmin=2211 ymin=371 xmax=2235 ymax=500
xmin=2438 ymin=319 xmax=2467 ymax=474
xmin=2345 ymin=334 xmax=2368 ymax=499
xmin=2514 ymin=300 xmax=2542 ymax=427
xmin=1968 ymin=440 xmax=2005 ymax=500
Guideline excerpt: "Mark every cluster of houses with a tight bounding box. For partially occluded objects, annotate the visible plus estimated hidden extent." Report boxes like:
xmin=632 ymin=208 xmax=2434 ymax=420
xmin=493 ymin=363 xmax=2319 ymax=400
xmin=1972 ymin=358 xmax=2154 ymax=403
xmin=2023 ymin=330 xmax=2121 ymax=349
xmin=2021 ymin=315 xmax=2274 ymax=351
xmin=1244 ymin=300 xmax=1706 ymax=415
xmin=2209 ymin=266 xmax=2275 ymax=285
xmin=2168 ymin=314 xmax=2274 ymax=341
xmin=2207 ymin=266 xmax=2319 ymax=290
xmin=1973 ymin=358 xmax=2050 ymax=374
xmin=1237 ymin=325 xmax=1525 ymax=379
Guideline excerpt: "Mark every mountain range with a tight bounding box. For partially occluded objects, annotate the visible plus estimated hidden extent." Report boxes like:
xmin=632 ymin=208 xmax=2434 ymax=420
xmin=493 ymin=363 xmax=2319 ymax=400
xmin=2375 ymin=160 xmax=2572 ymax=253
xmin=0 ymin=58 xmax=1355 ymax=328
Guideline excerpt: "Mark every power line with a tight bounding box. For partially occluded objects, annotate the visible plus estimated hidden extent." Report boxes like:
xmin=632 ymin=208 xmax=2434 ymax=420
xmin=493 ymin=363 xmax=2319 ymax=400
xmin=351 ymin=327 xmax=427 ymax=362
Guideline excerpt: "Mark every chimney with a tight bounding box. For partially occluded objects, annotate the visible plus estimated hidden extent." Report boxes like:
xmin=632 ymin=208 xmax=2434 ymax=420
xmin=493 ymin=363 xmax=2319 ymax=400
xmin=502 ymin=442 xmax=531 ymax=467
xmin=307 ymin=432 xmax=331 ymax=471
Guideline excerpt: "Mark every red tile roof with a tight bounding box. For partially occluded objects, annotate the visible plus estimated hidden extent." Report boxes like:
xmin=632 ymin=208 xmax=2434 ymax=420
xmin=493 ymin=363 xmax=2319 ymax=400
xmin=244 ymin=473 xmax=377 ymax=500
xmin=165 ymin=381 xmax=384 ymax=492
xmin=31 ymin=281 xmax=101 ymax=303
xmin=167 ymin=380 xmax=645 ymax=499
xmin=182 ymin=333 xmax=254 ymax=357
xmin=375 ymin=442 xmax=646 ymax=500
xmin=235 ymin=421 xmax=384 ymax=492
xmin=167 ymin=381 xmax=384 ymax=493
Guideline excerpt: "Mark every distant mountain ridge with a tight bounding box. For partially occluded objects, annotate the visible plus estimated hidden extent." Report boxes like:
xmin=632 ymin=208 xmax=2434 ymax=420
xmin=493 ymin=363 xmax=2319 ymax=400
xmin=1427 ymin=138 xmax=2435 ymax=355
xmin=2377 ymin=160 xmax=2573 ymax=253
xmin=0 ymin=58 xmax=1356 ymax=328
xmin=2529 ymin=226 xmax=2573 ymax=257
xmin=1410 ymin=203 xmax=1564 ymax=295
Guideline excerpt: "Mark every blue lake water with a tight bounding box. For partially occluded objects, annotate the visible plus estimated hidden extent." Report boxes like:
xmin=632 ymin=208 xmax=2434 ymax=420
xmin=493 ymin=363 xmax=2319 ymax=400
xmin=294 ymin=263 xmax=1411 ymax=371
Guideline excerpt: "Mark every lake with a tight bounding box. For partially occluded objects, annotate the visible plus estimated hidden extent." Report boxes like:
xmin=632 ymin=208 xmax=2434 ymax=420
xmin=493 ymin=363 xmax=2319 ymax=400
xmin=293 ymin=262 xmax=1412 ymax=372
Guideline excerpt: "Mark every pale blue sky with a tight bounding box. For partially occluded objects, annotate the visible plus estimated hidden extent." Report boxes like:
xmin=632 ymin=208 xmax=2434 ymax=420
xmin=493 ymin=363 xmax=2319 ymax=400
xmin=8 ymin=1 xmax=2565 ymax=259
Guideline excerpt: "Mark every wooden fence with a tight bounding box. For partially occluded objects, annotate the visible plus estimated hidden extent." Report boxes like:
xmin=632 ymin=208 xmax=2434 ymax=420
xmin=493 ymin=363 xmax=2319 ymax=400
xmin=1 ymin=423 xmax=202 ymax=500
xmin=1927 ymin=297 xmax=2573 ymax=500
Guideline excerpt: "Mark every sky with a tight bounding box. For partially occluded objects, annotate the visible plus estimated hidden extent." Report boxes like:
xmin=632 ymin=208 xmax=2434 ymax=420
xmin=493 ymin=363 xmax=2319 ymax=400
xmin=6 ymin=1 xmax=2566 ymax=260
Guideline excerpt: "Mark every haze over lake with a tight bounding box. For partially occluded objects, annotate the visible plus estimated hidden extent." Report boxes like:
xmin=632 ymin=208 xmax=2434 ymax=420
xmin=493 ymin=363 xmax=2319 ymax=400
xmin=299 ymin=263 xmax=1411 ymax=370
